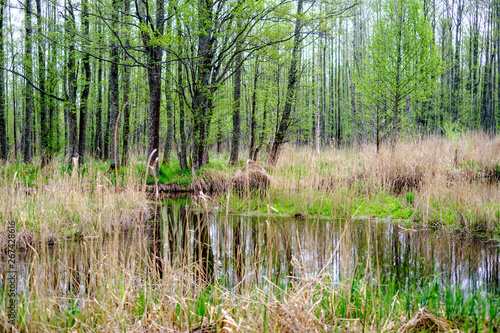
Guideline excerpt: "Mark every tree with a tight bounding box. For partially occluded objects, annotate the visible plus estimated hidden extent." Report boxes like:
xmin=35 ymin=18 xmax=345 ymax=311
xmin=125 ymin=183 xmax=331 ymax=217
xmin=65 ymin=0 xmax=78 ymax=165
xmin=24 ymin=0 xmax=34 ymax=163
xmin=269 ymin=0 xmax=304 ymax=165
xmin=0 ymin=0 xmax=6 ymax=160
xmin=108 ymin=0 xmax=120 ymax=169
xmin=78 ymin=0 xmax=91 ymax=164
xmin=172 ymin=0 xmax=294 ymax=170
xmin=361 ymin=0 xmax=441 ymax=147
xmin=135 ymin=0 xmax=165 ymax=175
xmin=121 ymin=0 xmax=132 ymax=166
xmin=229 ymin=0 xmax=244 ymax=165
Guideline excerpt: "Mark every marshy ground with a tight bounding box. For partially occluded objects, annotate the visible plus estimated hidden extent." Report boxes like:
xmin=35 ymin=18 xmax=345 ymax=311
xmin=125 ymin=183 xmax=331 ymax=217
xmin=1 ymin=134 xmax=499 ymax=331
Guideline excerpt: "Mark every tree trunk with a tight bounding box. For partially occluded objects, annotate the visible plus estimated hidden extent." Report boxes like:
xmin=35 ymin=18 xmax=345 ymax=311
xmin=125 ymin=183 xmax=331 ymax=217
xmin=350 ymin=82 xmax=359 ymax=147
xmin=481 ymin=12 xmax=492 ymax=133
xmin=94 ymin=57 xmax=103 ymax=158
xmin=177 ymin=33 xmax=188 ymax=170
xmin=35 ymin=0 xmax=49 ymax=164
xmin=249 ymin=60 xmax=259 ymax=160
xmin=336 ymin=27 xmax=342 ymax=147
xmin=321 ymin=41 xmax=327 ymax=145
xmin=47 ymin=0 xmax=58 ymax=155
xmin=78 ymin=0 xmax=91 ymax=164
xmin=121 ymin=0 xmax=132 ymax=166
xmin=162 ymin=72 xmax=173 ymax=164
xmin=66 ymin=0 xmax=78 ymax=166
xmin=146 ymin=60 xmax=162 ymax=174
xmin=108 ymin=0 xmax=120 ymax=169
xmin=471 ymin=2 xmax=479 ymax=125
xmin=191 ymin=0 xmax=216 ymax=170
xmin=269 ymin=0 xmax=303 ymax=165
xmin=315 ymin=41 xmax=321 ymax=154
xmin=0 ymin=0 xmax=6 ymax=160
xmin=138 ymin=0 xmax=164 ymax=175
xmin=392 ymin=95 xmax=400 ymax=149
xmin=162 ymin=2 xmax=173 ymax=164
xmin=451 ymin=0 xmax=463 ymax=122
xmin=103 ymin=80 xmax=111 ymax=160
xmin=230 ymin=49 xmax=243 ymax=165
xmin=24 ymin=0 xmax=34 ymax=163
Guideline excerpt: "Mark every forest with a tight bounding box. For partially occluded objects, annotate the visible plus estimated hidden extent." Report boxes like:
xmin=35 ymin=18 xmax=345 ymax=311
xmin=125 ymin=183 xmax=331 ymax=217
xmin=1 ymin=0 xmax=500 ymax=331
xmin=0 ymin=0 xmax=496 ymax=169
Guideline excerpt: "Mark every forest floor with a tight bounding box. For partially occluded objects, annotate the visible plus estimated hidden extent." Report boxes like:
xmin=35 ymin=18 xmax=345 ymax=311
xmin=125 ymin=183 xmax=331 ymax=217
xmin=1 ymin=134 xmax=500 ymax=331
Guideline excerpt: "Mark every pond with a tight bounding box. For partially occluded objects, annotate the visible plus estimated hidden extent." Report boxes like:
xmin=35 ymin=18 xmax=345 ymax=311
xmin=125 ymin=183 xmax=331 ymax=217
xmin=2 ymin=200 xmax=500 ymax=297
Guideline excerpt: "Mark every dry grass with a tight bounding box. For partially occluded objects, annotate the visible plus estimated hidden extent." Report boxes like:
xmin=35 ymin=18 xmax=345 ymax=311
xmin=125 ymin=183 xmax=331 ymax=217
xmin=400 ymin=308 xmax=453 ymax=332
xmin=191 ymin=168 xmax=230 ymax=194
xmin=230 ymin=160 xmax=271 ymax=194
xmin=0 ymin=134 xmax=499 ymax=331
xmin=2 ymin=238 xmax=491 ymax=333
xmin=0 ymin=155 xmax=150 ymax=248
xmin=267 ymin=134 xmax=500 ymax=232
xmin=1 ymin=179 xmax=498 ymax=332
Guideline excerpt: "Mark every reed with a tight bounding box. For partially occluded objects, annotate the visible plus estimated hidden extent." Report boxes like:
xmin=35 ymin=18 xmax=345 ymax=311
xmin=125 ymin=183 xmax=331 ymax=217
xmin=1 ymin=221 xmax=498 ymax=332
xmin=0 ymin=154 xmax=150 ymax=248
xmin=0 ymin=134 xmax=499 ymax=331
xmin=241 ymin=133 xmax=500 ymax=233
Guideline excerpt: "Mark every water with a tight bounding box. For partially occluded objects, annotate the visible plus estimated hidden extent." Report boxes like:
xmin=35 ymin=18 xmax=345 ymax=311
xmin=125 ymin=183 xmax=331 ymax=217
xmin=2 ymin=200 xmax=499 ymax=296
xmin=160 ymin=202 xmax=500 ymax=294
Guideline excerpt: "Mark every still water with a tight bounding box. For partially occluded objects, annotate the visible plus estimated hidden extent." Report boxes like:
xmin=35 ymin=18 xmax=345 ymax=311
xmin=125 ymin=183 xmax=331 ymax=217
xmin=2 ymin=200 xmax=499 ymax=295
xmin=160 ymin=202 xmax=500 ymax=294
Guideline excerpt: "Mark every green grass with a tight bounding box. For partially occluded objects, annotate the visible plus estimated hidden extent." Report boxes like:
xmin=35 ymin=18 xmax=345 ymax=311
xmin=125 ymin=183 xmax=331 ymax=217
xmin=146 ymin=156 xmax=235 ymax=185
xmin=220 ymin=189 xmax=415 ymax=223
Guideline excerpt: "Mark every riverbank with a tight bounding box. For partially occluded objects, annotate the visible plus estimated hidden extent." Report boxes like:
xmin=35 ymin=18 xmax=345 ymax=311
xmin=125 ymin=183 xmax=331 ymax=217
xmin=156 ymin=134 xmax=500 ymax=234
xmin=1 ymin=134 xmax=500 ymax=331
xmin=1 ymin=134 xmax=499 ymax=248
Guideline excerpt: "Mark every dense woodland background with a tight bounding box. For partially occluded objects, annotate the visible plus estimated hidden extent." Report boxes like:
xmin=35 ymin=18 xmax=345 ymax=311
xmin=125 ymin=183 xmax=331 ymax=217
xmin=0 ymin=0 xmax=497 ymax=171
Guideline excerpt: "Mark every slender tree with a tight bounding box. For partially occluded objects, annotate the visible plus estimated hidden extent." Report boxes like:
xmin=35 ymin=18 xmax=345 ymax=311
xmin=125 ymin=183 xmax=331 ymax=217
xmin=24 ymin=0 xmax=34 ymax=163
xmin=361 ymin=0 xmax=441 ymax=148
xmin=230 ymin=44 xmax=243 ymax=165
xmin=249 ymin=58 xmax=260 ymax=160
xmin=269 ymin=0 xmax=304 ymax=165
xmin=162 ymin=1 xmax=174 ymax=164
xmin=121 ymin=0 xmax=132 ymax=166
xmin=230 ymin=1 xmax=244 ymax=165
xmin=78 ymin=0 xmax=91 ymax=164
xmin=135 ymin=0 xmax=164 ymax=175
xmin=94 ymin=23 xmax=104 ymax=159
xmin=66 ymin=0 xmax=78 ymax=165
xmin=0 ymin=0 xmax=6 ymax=160
xmin=176 ymin=14 xmax=188 ymax=170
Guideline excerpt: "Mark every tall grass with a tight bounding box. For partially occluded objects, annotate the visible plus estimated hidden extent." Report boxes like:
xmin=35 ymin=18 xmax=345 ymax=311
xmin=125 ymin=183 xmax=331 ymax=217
xmin=252 ymin=133 xmax=500 ymax=233
xmin=0 ymin=154 xmax=149 ymax=248
xmin=0 ymin=134 xmax=499 ymax=331
xmin=1 ymin=206 xmax=498 ymax=332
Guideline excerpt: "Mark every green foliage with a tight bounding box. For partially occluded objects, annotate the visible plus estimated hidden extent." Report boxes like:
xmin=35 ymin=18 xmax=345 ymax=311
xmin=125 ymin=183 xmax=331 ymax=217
xmin=359 ymin=0 xmax=442 ymax=143
xmin=442 ymin=120 xmax=461 ymax=141
xmin=149 ymin=161 xmax=192 ymax=186
xmin=460 ymin=159 xmax=481 ymax=172
xmin=365 ymin=0 xmax=441 ymax=103
xmin=5 ymin=163 xmax=41 ymax=187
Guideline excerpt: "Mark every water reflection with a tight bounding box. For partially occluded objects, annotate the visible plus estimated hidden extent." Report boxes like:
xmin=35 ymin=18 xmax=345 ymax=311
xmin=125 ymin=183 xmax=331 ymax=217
xmin=1 ymin=202 xmax=499 ymax=296
xmin=159 ymin=202 xmax=500 ymax=294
